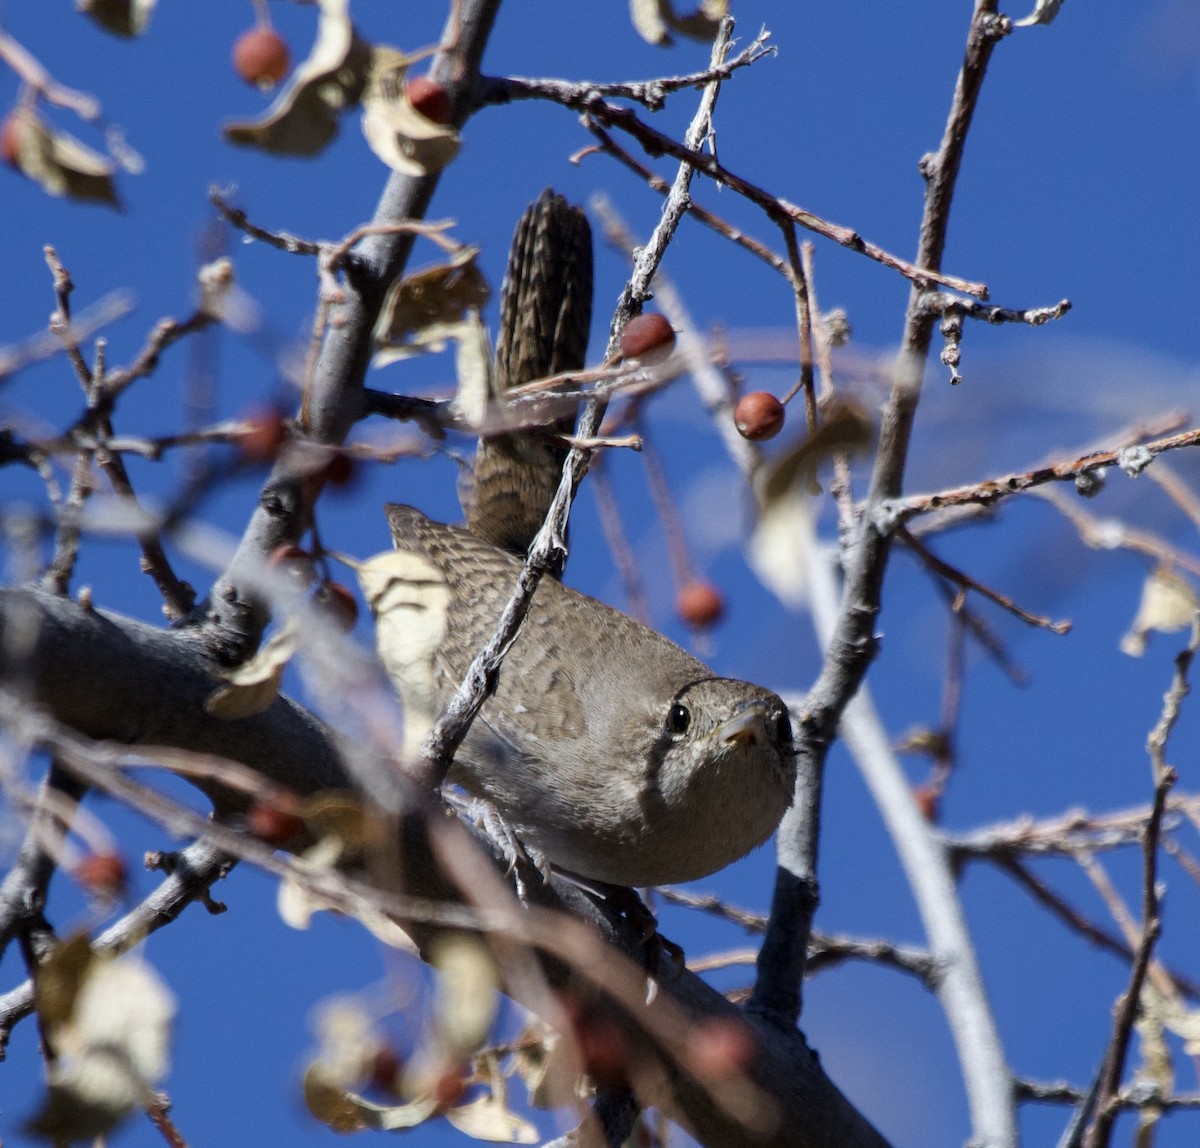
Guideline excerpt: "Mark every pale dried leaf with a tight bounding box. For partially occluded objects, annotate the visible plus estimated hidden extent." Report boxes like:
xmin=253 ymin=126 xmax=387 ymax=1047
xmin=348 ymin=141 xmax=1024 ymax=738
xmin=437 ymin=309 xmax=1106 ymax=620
xmin=445 ymin=1094 xmax=539 ymax=1144
xmin=748 ymin=485 xmax=812 ymax=609
xmin=431 ymin=935 xmax=499 ymax=1059
xmin=305 ymin=1063 xmax=438 ymax=1132
xmin=359 ymin=549 xmax=452 ymax=756
xmin=454 ymin=310 xmax=493 ymax=428
xmin=374 ymin=246 xmax=490 ymax=363
xmin=1013 ymin=0 xmax=1065 ymax=27
xmin=278 ymin=836 xmax=346 ymax=930
xmin=223 ymin=0 xmax=372 ymax=156
xmin=360 ymin=46 xmax=460 ymax=175
xmin=1120 ymin=567 xmax=1198 ymax=657
xmin=28 ymin=954 xmax=175 ymax=1140
xmin=76 ymin=0 xmax=156 ymax=37
xmin=630 ymin=0 xmax=671 ymax=45
xmin=512 ymin=1023 xmax=585 ymax=1110
xmin=6 ymin=108 xmax=119 ymax=207
xmin=204 ymin=626 xmax=296 ymax=718
xmin=630 ymin=0 xmax=727 ymax=45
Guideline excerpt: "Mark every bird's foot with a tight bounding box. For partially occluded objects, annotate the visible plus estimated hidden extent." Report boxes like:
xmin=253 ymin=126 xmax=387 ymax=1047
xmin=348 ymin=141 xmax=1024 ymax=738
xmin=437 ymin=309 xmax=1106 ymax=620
xmin=461 ymin=797 xmax=551 ymax=902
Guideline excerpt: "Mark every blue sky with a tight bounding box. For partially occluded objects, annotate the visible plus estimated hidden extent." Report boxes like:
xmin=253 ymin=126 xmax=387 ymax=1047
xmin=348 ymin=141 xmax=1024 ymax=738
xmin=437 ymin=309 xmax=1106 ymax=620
xmin=2 ymin=3 xmax=1200 ymax=1146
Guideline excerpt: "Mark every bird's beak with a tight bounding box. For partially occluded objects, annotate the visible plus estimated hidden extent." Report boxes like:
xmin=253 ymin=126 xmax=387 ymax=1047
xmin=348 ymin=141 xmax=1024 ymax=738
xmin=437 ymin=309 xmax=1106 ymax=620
xmin=718 ymin=703 xmax=770 ymax=748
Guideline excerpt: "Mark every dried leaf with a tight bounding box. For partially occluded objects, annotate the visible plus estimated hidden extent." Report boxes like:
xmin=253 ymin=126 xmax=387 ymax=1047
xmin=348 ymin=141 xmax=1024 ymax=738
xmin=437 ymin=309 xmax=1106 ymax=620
xmin=33 ymin=933 xmax=98 ymax=1030
xmin=76 ymin=0 xmax=156 ymax=37
xmin=358 ymin=549 xmax=452 ymax=756
xmin=454 ymin=310 xmax=493 ymax=428
xmin=757 ymin=399 xmax=873 ymax=507
xmin=748 ymin=484 xmax=812 ymax=609
xmin=6 ymin=108 xmax=119 ymax=207
xmin=27 ymin=953 xmax=175 ymax=1141
xmin=630 ymin=0 xmax=728 ymax=45
xmin=204 ymin=626 xmax=296 ymax=718
xmin=374 ymin=246 xmax=491 ymax=364
xmin=445 ymin=1094 xmax=539 ymax=1144
xmin=431 ymin=936 xmax=499 ymax=1060
xmin=223 ymin=0 xmax=372 ymax=156
xmin=1120 ymin=567 xmax=1198 ymax=657
xmin=360 ymin=46 xmax=460 ymax=175
xmin=512 ymin=1023 xmax=585 ymax=1110
xmin=1013 ymin=0 xmax=1065 ymax=27
xmin=277 ymin=831 xmax=418 ymax=950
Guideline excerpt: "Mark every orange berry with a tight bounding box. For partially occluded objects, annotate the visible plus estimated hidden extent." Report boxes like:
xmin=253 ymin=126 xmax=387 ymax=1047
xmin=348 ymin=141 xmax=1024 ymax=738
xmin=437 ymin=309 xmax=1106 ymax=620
xmin=619 ymin=313 xmax=676 ymax=363
xmin=676 ymin=580 xmax=724 ymax=630
xmin=1 ymin=112 xmax=23 ymax=168
xmin=912 ymin=784 xmax=941 ymax=823
xmin=734 ymin=391 xmax=785 ymax=441
xmin=246 ymin=800 xmax=305 ymax=847
xmin=233 ymin=27 xmax=291 ymax=90
xmin=237 ymin=408 xmax=288 ymax=462
xmin=75 ymin=851 xmax=128 ymax=898
xmin=406 ymin=76 xmax=453 ymax=126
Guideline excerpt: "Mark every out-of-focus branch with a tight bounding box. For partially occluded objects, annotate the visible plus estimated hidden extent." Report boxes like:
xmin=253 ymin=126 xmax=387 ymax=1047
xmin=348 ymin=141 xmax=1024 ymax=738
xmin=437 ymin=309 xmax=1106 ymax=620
xmin=754 ymin=5 xmax=1019 ymax=1147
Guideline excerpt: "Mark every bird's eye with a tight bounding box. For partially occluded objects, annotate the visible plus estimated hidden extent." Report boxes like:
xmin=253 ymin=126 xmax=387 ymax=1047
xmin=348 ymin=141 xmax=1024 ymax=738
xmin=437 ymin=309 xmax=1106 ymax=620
xmin=666 ymin=702 xmax=692 ymax=735
xmin=774 ymin=710 xmax=793 ymax=745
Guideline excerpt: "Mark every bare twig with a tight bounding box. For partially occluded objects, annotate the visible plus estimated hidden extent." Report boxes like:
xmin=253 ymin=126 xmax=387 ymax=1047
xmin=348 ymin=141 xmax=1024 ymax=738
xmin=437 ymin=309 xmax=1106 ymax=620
xmin=480 ymin=27 xmax=775 ymax=112
xmin=884 ymin=424 xmax=1200 ymax=528
xmin=896 ymin=523 xmax=1072 ymax=634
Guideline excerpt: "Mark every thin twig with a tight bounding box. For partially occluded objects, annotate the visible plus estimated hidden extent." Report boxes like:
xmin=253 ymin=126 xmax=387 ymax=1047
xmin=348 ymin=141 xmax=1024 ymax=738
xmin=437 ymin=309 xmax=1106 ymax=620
xmin=896 ymin=523 xmax=1071 ymax=634
xmin=1083 ymin=619 xmax=1195 ymax=1147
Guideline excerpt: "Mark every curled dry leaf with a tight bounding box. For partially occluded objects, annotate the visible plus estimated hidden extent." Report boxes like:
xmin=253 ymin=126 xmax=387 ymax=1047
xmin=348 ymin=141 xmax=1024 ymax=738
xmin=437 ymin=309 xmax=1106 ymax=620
xmin=223 ymin=0 xmax=372 ymax=157
xmin=749 ymin=399 xmax=873 ymax=608
xmin=373 ymin=245 xmax=491 ymax=364
xmin=511 ymin=1022 xmax=587 ymax=1110
xmin=204 ymin=625 xmax=296 ymax=718
xmin=1013 ymin=0 xmax=1065 ymax=27
xmin=5 ymin=107 xmax=119 ymax=207
xmin=444 ymin=1093 xmax=538 ymax=1144
xmin=28 ymin=944 xmax=175 ymax=1141
xmin=76 ymin=0 xmax=156 ymax=37
xmin=630 ymin=0 xmax=729 ymax=45
xmin=1119 ymin=566 xmax=1198 ymax=657
xmin=360 ymin=46 xmax=461 ymax=176
xmin=276 ymin=806 xmax=417 ymax=950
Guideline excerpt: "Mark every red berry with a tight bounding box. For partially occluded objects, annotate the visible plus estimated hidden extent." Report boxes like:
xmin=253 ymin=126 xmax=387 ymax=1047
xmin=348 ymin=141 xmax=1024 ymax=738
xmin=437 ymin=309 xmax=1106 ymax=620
xmin=619 ymin=313 xmax=675 ymax=363
xmin=1 ymin=113 xmax=23 ymax=168
xmin=367 ymin=1046 xmax=404 ymax=1096
xmin=246 ymin=800 xmax=305 ymax=847
xmin=75 ymin=851 xmax=128 ymax=898
xmin=573 ymin=1012 xmax=630 ymax=1089
xmin=316 ymin=582 xmax=359 ymax=632
xmin=233 ymin=27 xmax=291 ymax=90
xmin=237 ymin=408 xmax=288 ymax=462
xmin=676 ymin=580 xmax=724 ymax=630
xmin=430 ymin=1067 xmax=467 ymax=1111
xmin=734 ymin=391 xmax=785 ymax=441
xmin=912 ymin=784 xmax=941 ymax=823
xmin=406 ymin=76 xmax=453 ymax=126
xmin=688 ymin=1017 xmax=757 ymax=1079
